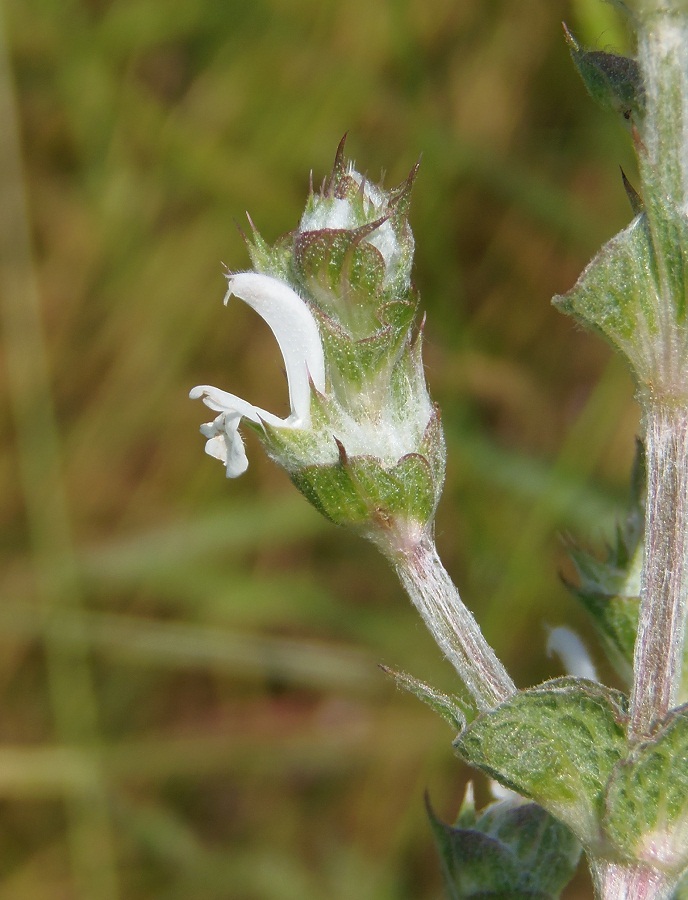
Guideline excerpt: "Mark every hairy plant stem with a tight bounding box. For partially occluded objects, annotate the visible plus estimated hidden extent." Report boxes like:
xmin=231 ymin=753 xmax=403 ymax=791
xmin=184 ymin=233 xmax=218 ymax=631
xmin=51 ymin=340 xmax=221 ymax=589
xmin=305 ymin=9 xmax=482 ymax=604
xmin=630 ymin=402 xmax=688 ymax=740
xmin=599 ymin=8 xmax=688 ymax=899
xmin=636 ymin=7 xmax=688 ymax=212
xmin=386 ymin=533 xmax=516 ymax=710
xmin=630 ymin=0 xmax=688 ymax=742
xmin=592 ymin=860 xmax=675 ymax=900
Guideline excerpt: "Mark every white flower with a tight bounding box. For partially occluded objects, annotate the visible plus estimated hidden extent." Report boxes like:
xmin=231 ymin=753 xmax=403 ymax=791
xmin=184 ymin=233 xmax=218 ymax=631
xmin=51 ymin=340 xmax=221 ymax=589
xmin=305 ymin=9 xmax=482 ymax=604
xmin=190 ymin=272 xmax=326 ymax=478
xmin=546 ymin=626 xmax=599 ymax=682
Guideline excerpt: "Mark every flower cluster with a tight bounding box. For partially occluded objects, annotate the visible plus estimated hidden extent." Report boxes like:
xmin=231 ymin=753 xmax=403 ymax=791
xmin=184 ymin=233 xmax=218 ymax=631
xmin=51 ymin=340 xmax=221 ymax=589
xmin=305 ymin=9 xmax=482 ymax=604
xmin=191 ymin=140 xmax=444 ymax=549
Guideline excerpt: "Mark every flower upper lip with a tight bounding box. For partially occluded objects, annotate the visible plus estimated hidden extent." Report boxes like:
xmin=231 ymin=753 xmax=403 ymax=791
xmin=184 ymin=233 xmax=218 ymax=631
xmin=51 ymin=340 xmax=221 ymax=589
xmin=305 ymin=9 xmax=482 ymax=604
xmin=190 ymin=272 xmax=326 ymax=477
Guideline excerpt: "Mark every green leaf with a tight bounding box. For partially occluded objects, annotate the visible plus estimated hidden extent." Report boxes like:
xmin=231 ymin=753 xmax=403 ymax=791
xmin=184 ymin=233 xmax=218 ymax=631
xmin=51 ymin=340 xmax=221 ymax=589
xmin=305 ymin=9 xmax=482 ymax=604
xmin=553 ymin=213 xmax=659 ymax=386
xmin=573 ymin=580 xmax=639 ymax=686
xmin=566 ymin=530 xmax=643 ymax=687
xmin=604 ymin=705 xmax=688 ymax=876
xmin=564 ymin=439 xmax=643 ymax=687
xmin=569 ymin=542 xmax=688 ymax=703
xmin=453 ymin=679 xmax=628 ymax=849
xmin=427 ymin=788 xmax=581 ymax=899
xmin=564 ymin=25 xmax=645 ymax=119
xmin=379 ymin=665 xmax=468 ymax=729
xmin=555 ymin=179 xmax=688 ymax=395
xmin=565 ymin=440 xmax=688 ymax=704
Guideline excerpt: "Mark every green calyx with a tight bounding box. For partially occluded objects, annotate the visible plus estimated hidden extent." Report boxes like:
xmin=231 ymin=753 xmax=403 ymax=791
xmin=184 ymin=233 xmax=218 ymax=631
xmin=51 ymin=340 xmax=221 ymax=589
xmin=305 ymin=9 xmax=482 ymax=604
xmin=254 ymin=325 xmax=445 ymax=539
xmin=427 ymin=785 xmax=581 ymax=899
xmin=287 ymin=408 xmax=444 ymax=542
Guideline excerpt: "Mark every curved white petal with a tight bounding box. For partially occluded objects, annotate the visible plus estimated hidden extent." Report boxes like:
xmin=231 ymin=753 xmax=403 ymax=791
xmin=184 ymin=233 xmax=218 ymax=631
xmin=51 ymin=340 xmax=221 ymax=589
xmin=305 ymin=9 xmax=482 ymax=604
xmin=546 ymin=626 xmax=599 ymax=682
xmin=224 ymin=273 xmax=326 ymax=422
xmin=190 ymin=273 xmax=325 ymax=478
xmin=199 ymin=413 xmax=249 ymax=478
xmin=190 ymin=384 xmax=284 ymax=428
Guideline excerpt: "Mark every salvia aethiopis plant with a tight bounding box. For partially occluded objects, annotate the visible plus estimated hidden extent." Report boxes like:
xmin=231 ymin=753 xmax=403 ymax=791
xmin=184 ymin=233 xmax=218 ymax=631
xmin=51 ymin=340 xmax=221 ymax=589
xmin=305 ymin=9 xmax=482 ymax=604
xmin=191 ymin=138 xmax=514 ymax=711
xmin=191 ymin=3 xmax=688 ymax=894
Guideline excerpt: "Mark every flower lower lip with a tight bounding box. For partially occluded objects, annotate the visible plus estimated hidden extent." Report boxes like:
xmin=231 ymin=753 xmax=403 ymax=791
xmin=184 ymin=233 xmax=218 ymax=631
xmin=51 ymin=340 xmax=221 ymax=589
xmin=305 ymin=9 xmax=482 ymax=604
xmin=189 ymin=385 xmax=280 ymax=426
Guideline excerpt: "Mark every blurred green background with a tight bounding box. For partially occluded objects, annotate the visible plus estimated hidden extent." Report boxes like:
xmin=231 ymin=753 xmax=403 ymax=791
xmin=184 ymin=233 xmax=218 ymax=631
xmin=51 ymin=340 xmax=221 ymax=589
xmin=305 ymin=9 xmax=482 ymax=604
xmin=0 ymin=0 xmax=642 ymax=897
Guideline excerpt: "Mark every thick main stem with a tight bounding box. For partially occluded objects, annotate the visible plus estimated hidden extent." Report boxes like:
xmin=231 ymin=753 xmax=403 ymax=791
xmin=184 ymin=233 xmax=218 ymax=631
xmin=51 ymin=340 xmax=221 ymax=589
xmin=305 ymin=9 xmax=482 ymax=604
xmin=637 ymin=8 xmax=688 ymax=213
xmin=592 ymin=861 xmax=675 ymax=900
xmin=630 ymin=0 xmax=688 ymax=743
xmin=595 ymin=9 xmax=688 ymax=898
xmin=388 ymin=533 xmax=516 ymax=710
xmin=630 ymin=402 xmax=688 ymax=739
